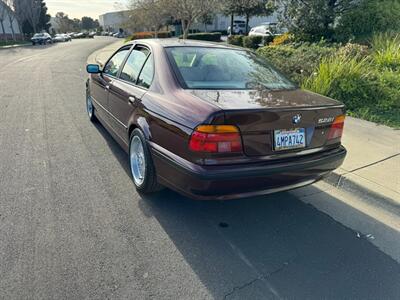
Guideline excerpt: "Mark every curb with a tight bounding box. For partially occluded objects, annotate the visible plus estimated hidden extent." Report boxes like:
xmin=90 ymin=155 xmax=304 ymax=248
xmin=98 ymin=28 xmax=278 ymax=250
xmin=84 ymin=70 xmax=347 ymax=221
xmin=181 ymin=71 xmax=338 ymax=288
xmin=0 ymin=43 xmax=31 ymax=50
xmin=323 ymin=171 xmax=400 ymax=214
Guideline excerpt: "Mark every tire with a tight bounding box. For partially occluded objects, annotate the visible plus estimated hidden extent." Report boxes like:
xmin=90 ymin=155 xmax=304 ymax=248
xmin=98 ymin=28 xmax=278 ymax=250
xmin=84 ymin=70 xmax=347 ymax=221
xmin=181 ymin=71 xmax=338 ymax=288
xmin=86 ymin=89 xmax=97 ymax=122
xmin=129 ymin=129 xmax=163 ymax=194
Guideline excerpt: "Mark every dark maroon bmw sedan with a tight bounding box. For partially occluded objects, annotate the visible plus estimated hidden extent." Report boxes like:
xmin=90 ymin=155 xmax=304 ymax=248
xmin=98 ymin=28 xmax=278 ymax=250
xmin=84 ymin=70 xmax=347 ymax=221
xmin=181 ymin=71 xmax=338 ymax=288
xmin=86 ymin=39 xmax=346 ymax=200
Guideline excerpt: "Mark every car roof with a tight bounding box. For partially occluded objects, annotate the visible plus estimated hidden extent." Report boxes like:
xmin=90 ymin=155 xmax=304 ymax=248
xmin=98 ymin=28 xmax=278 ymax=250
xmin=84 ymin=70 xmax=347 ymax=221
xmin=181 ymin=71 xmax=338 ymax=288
xmin=127 ymin=38 xmax=245 ymax=50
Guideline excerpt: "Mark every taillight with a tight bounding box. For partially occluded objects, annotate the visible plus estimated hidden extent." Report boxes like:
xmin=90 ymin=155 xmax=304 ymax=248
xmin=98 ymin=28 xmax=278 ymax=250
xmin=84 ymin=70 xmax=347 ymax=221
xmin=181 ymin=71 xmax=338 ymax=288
xmin=189 ymin=125 xmax=243 ymax=153
xmin=328 ymin=115 xmax=345 ymax=140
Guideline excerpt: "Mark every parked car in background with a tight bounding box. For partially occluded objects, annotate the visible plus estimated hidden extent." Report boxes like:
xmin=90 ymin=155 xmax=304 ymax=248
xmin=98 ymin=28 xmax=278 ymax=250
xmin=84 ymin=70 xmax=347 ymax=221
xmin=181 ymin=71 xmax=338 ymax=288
xmin=249 ymin=22 xmax=284 ymax=38
xmin=89 ymin=32 xmax=96 ymax=38
xmin=113 ymin=32 xmax=126 ymax=38
xmin=85 ymin=39 xmax=347 ymax=200
xmin=53 ymin=33 xmax=72 ymax=42
xmin=63 ymin=33 xmax=72 ymax=42
xmin=227 ymin=20 xmax=247 ymax=35
xmin=31 ymin=32 xmax=53 ymax=45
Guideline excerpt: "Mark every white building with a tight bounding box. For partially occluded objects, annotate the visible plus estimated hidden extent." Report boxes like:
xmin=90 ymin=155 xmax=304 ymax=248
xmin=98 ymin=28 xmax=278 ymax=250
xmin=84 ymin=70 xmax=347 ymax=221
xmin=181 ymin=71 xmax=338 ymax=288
xmin=0 ymin=1 xmax=21 ymax=40
xmin=99 ymin=10 xmax=131 ymax=33
xmin=191 ymin=13 xmax=279 ymax=32
xmin=98 ymin=9 xmax=279 ymax=35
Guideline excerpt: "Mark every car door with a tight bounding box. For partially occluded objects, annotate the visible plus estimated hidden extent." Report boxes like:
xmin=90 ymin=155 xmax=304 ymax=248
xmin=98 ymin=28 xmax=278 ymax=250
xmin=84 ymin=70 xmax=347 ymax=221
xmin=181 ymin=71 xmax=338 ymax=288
xmin=90 ymin=46 xmax=131 ymax=123
xmin=108 ymin=45 xmax=153 ymax=142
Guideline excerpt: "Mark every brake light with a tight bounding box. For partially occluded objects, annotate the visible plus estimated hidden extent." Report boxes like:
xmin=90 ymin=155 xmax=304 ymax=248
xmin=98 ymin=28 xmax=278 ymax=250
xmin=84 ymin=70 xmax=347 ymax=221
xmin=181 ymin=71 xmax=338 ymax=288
xmin=328 ymin=115 xmax=345 ymax=140
xmin=189 ymin=125 xmax=243 ymax=153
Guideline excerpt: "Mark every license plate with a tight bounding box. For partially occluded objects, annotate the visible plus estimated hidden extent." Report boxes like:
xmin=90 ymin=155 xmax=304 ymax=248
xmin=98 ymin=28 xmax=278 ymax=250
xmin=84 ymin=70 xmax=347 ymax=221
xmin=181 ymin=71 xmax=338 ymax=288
xmin=274 ymin=128 xmax=306 ymax=151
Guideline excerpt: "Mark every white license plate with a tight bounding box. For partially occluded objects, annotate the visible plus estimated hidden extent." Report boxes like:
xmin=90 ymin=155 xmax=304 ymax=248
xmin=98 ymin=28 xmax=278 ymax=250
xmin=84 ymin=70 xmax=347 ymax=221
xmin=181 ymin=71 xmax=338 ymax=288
xmin=274 ymin=128 xmax=306 ymax=151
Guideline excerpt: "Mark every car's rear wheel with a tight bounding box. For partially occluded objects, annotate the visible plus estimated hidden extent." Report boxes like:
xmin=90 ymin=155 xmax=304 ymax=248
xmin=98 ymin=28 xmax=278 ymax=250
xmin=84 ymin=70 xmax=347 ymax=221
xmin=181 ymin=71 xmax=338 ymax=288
xmin=129 ymin=129 xmax=162 ymax=194
xmin=86 ymin=91 xmax=97 ymax=122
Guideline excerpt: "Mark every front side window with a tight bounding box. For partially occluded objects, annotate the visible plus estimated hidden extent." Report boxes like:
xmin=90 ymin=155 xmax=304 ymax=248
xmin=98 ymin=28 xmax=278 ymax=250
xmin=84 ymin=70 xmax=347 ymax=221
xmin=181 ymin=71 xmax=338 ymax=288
xmin=120 ymin=47 xmax=150 ymax=83
xmin=166 ymin=47 xmax=296 ymax=90
xmin=137 ymin=54 xmax=154 ymax=89
xmin=103 ymin=48 xmax=130 ymax=77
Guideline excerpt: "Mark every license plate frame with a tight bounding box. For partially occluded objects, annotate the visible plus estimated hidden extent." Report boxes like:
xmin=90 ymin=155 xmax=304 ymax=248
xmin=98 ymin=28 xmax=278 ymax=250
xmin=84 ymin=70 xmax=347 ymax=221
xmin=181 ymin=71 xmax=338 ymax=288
xmin=274 ymin=128 xmax=306 ymax=151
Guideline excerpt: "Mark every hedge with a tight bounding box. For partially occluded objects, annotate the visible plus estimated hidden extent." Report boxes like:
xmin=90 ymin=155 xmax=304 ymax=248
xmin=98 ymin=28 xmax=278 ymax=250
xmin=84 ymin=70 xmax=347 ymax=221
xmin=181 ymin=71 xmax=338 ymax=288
xmin=126 ymin=31 xmax=172 ymax=41
xmin=179 ymin=32 xmax=222 ymax=42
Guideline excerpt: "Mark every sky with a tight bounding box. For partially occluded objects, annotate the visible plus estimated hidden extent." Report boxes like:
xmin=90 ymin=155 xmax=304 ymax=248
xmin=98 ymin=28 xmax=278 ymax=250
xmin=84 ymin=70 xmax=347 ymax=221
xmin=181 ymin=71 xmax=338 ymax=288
xmin=45 ymin=0 xmax=129 ymax=19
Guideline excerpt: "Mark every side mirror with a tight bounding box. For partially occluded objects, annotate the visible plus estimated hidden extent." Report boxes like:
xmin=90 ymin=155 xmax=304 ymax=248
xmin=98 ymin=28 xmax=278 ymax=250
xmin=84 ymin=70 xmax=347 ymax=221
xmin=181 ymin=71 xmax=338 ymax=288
xmin=86 ymin=64 xmax=101 ymax=74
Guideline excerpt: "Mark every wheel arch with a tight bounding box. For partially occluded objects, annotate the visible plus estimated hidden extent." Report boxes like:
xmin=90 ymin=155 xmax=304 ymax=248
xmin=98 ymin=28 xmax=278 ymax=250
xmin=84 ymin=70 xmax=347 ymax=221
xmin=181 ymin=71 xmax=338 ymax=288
xmin=128 ymin=115 xmax=152 ymax=142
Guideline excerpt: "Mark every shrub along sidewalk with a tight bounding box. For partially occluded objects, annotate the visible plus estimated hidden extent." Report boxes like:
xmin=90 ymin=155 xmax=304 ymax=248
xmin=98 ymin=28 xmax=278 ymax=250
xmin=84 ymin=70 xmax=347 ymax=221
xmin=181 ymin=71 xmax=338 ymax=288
xmin=256 ymin=33 xmax=400 ymax=128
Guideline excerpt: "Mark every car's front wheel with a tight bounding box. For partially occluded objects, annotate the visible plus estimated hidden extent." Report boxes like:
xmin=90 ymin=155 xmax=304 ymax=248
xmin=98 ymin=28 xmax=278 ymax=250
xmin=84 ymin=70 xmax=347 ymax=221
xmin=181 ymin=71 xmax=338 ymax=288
xmin=129 ymin=129 xmax=162 ymax=194
xmin=86 ymin=90 xmax=97 ymax=122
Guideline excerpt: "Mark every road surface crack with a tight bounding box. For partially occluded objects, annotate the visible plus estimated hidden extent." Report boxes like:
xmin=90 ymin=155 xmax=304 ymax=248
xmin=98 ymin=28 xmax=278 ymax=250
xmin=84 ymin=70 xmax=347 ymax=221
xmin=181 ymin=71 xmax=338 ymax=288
xmin=222 ymin=262 xmax=291 ymax=299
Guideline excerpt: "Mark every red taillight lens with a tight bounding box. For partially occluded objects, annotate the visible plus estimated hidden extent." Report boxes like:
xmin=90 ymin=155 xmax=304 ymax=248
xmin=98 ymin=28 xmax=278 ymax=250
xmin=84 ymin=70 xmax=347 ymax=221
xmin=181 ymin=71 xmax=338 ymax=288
xmin=328 ymin=115 xmax=345 ymax=140
xmin=189 ymin=125 xmax=243 ymax=153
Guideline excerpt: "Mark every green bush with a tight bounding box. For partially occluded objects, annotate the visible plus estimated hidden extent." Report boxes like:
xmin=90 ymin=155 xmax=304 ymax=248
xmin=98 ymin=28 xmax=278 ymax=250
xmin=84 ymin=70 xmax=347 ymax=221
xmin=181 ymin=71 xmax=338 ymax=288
xmin=256 ymin=43 xmax=337 ymax=83
xmin=301 ymin=49 xmax=400 ymax=128
xmin=227 ymin=35 xmax=244 ymax=46
xmin=255 ymin=35 xmax=400 ymax=127
xmin=262 ymin=35 xmax=274 ymax=45
xmin=179 ymin=32 xmax=221 ymax=42
xmin=335 ymin=0 xmax=400 ymax=43
xmin=371 ymin=32 xmax=400 ymax=71
xmin=243 ymin=36 xmax=263 ymax=49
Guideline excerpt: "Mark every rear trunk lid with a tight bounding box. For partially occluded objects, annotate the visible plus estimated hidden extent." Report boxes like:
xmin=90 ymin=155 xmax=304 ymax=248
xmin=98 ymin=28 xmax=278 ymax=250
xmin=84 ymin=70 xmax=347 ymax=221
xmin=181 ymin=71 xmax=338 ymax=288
xmin=191 ymin=89 xmax=345 ymax=157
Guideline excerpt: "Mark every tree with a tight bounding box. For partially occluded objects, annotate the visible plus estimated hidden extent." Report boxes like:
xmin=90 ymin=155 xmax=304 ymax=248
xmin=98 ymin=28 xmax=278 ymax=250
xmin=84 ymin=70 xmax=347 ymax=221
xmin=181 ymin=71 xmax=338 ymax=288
xmin=4 ymin=0 xmax=17 ymax=40
xmin=236 ymin=0 xmax=273 ymax=34
xmin=129 ymin=0 xmax=170 ymax=35
xmin=12 ymin=0 xmax=26 ymax=35
xmin=167 ymin=0 xmax=221 ymax=39
xmin=37 ymin=0 xmax=50 ymax=32
xmin=222 ymin=0 xmax=239 ymax=35
xmin=0 ymin=0 xmax=8 ymax=41
xmin=21 ymin=0 xmax=41 ymax=33
xmin=55 ymin=11 xmax=71 ymax=33
xmin=81 ymin=16 xmax=95 ymax=30
xmin=335 ymin=0 xmax=400 ymax=42
xmin=199 ymin=12 xmax=215 ymax=32
xmin=275 ymin=0 xmax=356 ymax=42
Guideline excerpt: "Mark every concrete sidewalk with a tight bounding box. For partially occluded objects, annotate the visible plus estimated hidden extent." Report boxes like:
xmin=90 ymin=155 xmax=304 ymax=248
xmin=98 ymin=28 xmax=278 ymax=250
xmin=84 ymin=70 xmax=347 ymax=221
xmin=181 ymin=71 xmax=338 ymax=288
xmin=86 ymin=43 xmax=399 ymax=205
xmin=326 ymin=117 xmax=400 ymax=206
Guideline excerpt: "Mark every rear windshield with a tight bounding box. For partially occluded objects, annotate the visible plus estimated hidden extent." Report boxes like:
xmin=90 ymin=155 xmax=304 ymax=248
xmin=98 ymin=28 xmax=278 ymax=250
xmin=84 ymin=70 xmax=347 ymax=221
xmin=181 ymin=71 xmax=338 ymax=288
xmin=165 ymin=46 xmax=296 ymax=90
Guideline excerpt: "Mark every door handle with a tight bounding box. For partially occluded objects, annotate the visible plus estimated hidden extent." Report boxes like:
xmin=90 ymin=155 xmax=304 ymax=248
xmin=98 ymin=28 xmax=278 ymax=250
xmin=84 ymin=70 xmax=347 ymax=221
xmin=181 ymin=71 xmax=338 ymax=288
xmin=128 ymin=96 xmax=138 ymax=104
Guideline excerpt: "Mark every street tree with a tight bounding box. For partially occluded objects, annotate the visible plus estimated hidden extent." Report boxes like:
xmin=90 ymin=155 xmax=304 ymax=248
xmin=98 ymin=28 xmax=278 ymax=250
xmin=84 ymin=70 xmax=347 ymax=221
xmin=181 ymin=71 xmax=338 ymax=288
xmin=3 ymin=0 xmax=17 ymax=40
xmin=129 ymin=0 xmax=170 ymax=35
xmin=20 ymin=0 xmax=41 ymax=33
xmin=81 ymin=16 xmax=95 ymax=30
xmin=167 ymin=0 xmax=221 ymax=39
xmin=222 ymin=0 xmax=240 ymax=35
xmin=0 ymin=0 xmax=8 ymax=41
xmin=55 ymin=12 xmax=72 ymax=32
xmin=236 ymin=0 xmax=273 ymax=34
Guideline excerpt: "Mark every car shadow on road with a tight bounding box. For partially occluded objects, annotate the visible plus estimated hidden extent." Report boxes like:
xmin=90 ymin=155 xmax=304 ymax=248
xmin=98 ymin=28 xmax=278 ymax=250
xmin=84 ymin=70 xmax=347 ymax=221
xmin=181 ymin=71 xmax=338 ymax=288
xmin=138 ymin=188 xmax=400 ymax=299
xmin=92 ymin=121 xmax=400 ymax=299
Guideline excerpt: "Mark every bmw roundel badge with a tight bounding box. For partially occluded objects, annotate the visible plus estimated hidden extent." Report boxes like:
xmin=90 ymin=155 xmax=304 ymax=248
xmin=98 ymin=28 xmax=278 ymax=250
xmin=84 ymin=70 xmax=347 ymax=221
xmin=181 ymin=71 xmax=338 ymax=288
xmin=292 ymin=114 xmax=302 ymax=125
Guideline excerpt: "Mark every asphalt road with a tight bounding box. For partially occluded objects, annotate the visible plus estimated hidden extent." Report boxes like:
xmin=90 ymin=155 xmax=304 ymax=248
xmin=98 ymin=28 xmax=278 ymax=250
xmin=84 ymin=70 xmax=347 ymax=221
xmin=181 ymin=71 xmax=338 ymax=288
xmin=0 ymin=37 xmax=399 ymax=299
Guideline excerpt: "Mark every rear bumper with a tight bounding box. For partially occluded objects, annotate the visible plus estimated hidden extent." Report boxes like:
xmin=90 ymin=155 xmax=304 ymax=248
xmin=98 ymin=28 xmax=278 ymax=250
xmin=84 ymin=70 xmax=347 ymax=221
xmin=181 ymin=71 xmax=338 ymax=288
xmin=151 ymin=144 xmax=347 ymax=200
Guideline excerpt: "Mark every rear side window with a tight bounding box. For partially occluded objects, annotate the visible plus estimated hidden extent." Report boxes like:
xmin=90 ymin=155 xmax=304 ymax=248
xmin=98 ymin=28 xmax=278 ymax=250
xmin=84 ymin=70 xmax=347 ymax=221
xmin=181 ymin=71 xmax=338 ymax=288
xmin=103 ymin=48 xmax=130 ymax=77
xmin=137 ymin=54 xmax=154 ymax=89
xmin=120 ymin=46 xmax=150 ymax=83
